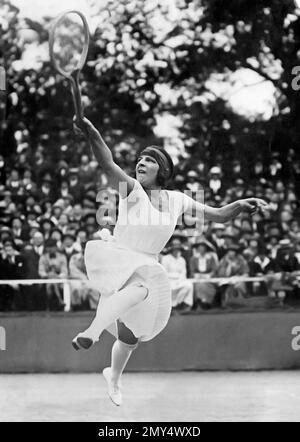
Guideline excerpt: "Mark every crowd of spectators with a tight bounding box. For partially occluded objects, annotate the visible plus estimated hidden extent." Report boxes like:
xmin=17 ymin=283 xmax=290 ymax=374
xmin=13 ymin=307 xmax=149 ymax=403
xmin=1 ymin=135 xmax=300 ymax=312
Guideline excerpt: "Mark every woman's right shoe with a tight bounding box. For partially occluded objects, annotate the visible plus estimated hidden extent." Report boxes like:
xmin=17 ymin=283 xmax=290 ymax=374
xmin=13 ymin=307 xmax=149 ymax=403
xmin=72 ymin=333 xmax=94 ymax=350
xmin=102 ymin=367 xmax=122 ymax=406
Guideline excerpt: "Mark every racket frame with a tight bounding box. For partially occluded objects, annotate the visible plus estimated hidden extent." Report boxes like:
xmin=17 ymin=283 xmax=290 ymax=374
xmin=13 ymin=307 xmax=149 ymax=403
xmin=49 ymin=10 xmax=90 ymax=123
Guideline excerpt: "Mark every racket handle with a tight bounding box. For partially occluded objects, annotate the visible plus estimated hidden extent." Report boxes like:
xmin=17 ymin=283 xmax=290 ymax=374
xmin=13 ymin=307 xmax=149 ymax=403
xmin=0 ymin=67 xmax=7 ymax=140
xmin=70 ymin=70 xmax=84 ymax=124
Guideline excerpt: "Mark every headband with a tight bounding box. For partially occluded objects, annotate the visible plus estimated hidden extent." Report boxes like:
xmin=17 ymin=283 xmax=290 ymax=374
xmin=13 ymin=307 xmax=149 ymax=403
xmin=140 ymin=147 xmax=173 ymax=181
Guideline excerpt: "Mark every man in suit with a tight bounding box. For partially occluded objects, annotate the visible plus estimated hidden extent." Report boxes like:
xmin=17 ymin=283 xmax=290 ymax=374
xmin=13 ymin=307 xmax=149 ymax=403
xmin=38 ymin=238 xmax=68 ymax=310
xmin=0 ymin=238 xmax=26 ymax=310
xmin=21 ymin=231 xmax=45 ymax=310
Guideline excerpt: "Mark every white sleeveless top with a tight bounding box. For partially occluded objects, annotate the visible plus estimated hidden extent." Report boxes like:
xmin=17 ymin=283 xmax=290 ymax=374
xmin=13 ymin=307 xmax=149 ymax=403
xmin=113 ymin=179 xmax=198 ymax=254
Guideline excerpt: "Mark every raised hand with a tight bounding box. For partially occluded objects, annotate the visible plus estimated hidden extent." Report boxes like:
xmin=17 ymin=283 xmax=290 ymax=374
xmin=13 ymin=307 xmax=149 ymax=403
xmin=73 ymin=116 xmax=99 ymax=140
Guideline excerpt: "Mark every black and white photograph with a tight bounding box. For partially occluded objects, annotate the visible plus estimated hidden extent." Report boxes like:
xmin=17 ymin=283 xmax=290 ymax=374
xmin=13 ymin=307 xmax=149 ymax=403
xmin=1 ymin=0 xmax=300 ymax=424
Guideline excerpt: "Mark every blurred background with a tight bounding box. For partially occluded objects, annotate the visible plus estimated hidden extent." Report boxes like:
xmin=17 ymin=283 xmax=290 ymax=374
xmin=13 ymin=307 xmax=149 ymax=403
xmin=1 ymin=0 xmax=300 ymax=314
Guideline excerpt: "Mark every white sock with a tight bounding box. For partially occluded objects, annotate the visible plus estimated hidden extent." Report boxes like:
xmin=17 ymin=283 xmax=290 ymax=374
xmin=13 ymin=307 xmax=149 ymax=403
xmin=83 ymin=285 xmax=148 ymax=341
xmin=110 ymin=340 xmax=137 ymax=386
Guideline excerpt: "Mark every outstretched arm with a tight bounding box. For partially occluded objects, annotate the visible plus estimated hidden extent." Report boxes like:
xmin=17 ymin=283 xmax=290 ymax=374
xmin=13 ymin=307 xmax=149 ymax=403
xmin=205 ymin=198 xmax=269 ymax=223
xmin=74 ymin=117 xmax=135 ymax=198
xmin=183 ymin=195 xmax=269 ymax=223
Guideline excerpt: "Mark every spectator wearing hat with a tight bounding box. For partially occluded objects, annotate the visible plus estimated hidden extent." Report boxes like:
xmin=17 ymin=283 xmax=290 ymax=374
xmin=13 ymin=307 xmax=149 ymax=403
xmin=190 ymin=238 xmax=219 ymax=309
xmin=207 ymin=222 xmax=226 ymax=259
xmin=61 ymin=232 xmax=81 ymax=266
xmin=10 ymin=216 xmax=30 ymax=244
xmin=54 ymin=194 xmax=74 ymax=216
xmin=217 ymin=244 xmax=249 ymax=306
xmin=69 ymin=203 xmax=84 ymax=225
xmin=56 ymin=160 xmax=69 ymax=182
xmin=265 ymin=232 xmax=280 ymax=260
xmin=161 ymin=239 xmax=193 ymax=313
xmin=82 ymin=213 xmax=98 ymax=239
xmin=208 ymin=166 xmax=223 ymax=197
xmin=68 ymin=169 xmax=84 ymax=203
xmin=186 ymin=170 xmax=203 ymax=194
xmin=75 ymin=228 xmax=88 ymax=250
xmin=35 ymin=178 xmax=55 ymax=204
xmin=0 ymin=190 xmax=17 ymax=215
xmin=21 ymin=231 xmax=46 ymax=310
xmin=220 ymin=231 xmax=238 ymax=259
xmin=0 ymin=238 xmax=26 ymax=310
xmin=272 ymin=239 xmax=299 ymax=273
xmin=57 ymin=213 xmax=70 ymax=235
xmin=268 ymin=239 xmax=300 ymax=304
xmin=22 ymin=168 xmax=36 ymax=194
xmin=6 ymin=168 xmax=22 ymax=197
xmin=0 ymin=226 xmax=12 ymax=248
xmin=49 ymin=228 xmax=64 ymax=251
xmin=78 ymin=154 xmax=97 ymax=187
xmin=69 ymin=245 xmax=99 ymax=310
xmin=38 ymin=238 xmax=68 ymax=310
xmin=50 ymin=205 xmax=63 ymax=226
xmin=40 ymin=218 xmax=55 ymax=242
xmin=58 ymin=180 xmax=70 ymax=200
xmin=248 ymin=243 xmax=275 ymax=296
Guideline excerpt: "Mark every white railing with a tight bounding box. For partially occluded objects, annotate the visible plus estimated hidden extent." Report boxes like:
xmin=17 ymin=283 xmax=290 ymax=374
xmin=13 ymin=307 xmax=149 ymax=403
xmin=0 ymin=276 xmax=268 ymax=312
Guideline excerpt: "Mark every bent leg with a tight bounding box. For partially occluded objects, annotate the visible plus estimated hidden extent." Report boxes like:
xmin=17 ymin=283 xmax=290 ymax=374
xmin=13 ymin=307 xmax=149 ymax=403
xmin=81 ymin=284 xmax=148 ymax=342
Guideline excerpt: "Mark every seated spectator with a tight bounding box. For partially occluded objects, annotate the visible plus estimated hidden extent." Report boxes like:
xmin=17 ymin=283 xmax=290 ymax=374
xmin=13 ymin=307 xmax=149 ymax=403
xmin=49 ymin=228 xmax=63 ymax=251
xmin=0 ymin=238 xmax=26 ymax=310
xmin=69 ymin=203 xmax=84 ymax=225
xmin=57 ymin=213 xmax=70 ymax=234
xmin=207 ymin=222 xmax=226 ymax=259
xmin=68 ymin=169 xmax=84 ymax=202
xmin=38 ymin=238 xmax=68 ymax=310
xmin=40 ymin=218 xmax=55 ymax=241
xmin=248 ymin=243 xmax=275 ymax=296
xmin=78 ymin=154 xmax=97 ymax=186
xmin=69 ymin=246 xmax=99 ymax=310
xmin=190 ymin=238 xmax=219 ymax=309
xmin=21 ymin=231 xmax=46 ymax=310
xmin=265 ymin=232 xmax=281 ymax=260
xmin=243 ymin=238 xmax=259 ymax=261
xmin=289 ymin=219 xmax=300 ymax=242
xmin=217 ymin=244 xmax=249 ymax=307
xmin=50 ymin=205 xmax=63 ymax=226
xmin=61 ymin=232 xmax=81 ymax=265
xmin=161 ymin=239 xmax=193 ymax=313
xmin=208 ymin=166 xmax=223 ymax=197
xmin=35 ymin=178 xmax=55 ymax=204
xmin=273 ymin=239 xmax=300 ymax=273
xmin=10 ymin=215 xmax=30 ymax=244
xmin=75 ymin=228 xmax=88 ymax=250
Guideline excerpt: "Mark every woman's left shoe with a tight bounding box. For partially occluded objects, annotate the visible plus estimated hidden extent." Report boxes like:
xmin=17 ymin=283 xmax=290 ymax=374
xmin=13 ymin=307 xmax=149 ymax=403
xmin=102 ymin=367 xmax=122 ymax=406
xmin=72 ymin=333 xmax=95 ymax=350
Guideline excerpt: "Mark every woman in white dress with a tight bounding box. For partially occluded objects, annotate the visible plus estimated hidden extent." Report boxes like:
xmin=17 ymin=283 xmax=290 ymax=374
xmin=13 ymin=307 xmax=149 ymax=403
xmin=72 ymin=117 xmax=268 ymax=406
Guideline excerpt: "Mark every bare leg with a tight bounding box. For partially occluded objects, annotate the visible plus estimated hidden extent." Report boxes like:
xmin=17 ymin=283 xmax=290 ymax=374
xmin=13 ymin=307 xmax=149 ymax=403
xmin=72 ymin=284 xmax=147 ymax=349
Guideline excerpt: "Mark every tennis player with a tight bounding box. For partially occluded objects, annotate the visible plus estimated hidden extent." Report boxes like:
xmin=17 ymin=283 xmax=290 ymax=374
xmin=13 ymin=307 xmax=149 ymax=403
xmin=72 ymin=117 xmax=269 ymax=406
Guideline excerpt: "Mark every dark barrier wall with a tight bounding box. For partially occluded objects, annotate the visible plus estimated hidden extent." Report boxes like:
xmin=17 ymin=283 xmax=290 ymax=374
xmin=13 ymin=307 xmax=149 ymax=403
xmin=0 ymin=312 xmax=300 ymax=372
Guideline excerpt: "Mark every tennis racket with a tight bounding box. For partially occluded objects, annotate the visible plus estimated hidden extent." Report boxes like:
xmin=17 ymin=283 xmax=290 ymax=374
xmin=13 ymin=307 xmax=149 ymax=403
xmin=49 ymin=10 xmax=90 ymax=125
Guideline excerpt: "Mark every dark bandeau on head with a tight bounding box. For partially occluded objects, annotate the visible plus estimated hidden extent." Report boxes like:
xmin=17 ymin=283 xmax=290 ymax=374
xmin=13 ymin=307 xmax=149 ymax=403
xmin=139 ymin=145 xmax=174 ymax=186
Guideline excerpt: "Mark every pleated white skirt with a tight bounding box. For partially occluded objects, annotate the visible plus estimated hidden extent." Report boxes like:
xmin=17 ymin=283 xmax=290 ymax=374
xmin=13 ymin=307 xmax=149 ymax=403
xmin=84 ymin=240 xmax=172 ymax=342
